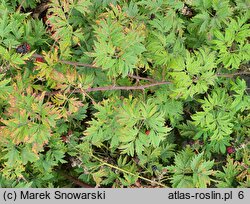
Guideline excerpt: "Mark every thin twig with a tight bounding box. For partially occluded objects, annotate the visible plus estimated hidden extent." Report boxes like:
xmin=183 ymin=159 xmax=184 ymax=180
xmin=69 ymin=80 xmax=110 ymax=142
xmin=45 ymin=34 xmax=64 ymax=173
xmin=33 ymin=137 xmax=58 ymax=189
xmin=34 ymin=54 xmax=153 ymax=82
xmin=32 ymin=53 xmax=250 ymax=94
xmin=91 ymin=154 xmax=168 ymax=188
xmin=84 ymin=81 xmax=172 ymax=92
xmin=128 ymin=74 xmax=155 ymax=82
xmin=81 ymin=88 xmax=97 ymax=104
xmin=32 ymin=53 xmax=250 ymax=79
xmin=32 ymin=53 xmax=99 ymax=68
xmin=44 ymin=81 xmax=172 ymax=96
xmin=32 ymin=53 xmax=46 ymax=58
xmin=217 ymin=72 xmax=250 ymax=78
xmin=59 ymin=60 xmax=99 ymax=68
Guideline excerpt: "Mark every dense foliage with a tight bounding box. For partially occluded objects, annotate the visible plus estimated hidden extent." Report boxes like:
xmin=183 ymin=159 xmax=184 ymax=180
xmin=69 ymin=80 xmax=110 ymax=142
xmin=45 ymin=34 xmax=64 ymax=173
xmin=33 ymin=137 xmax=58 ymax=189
xmin=0 ymin=0 xmax=249 ymax=188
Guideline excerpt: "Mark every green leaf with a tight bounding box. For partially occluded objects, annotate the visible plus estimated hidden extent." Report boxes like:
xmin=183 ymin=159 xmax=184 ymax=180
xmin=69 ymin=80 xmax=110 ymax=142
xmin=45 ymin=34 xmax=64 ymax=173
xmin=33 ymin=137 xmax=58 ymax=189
xmin=21 ymin=145 xmax=39 ymax=165
xmin=3 ymin=146 xmax=20 ymax=167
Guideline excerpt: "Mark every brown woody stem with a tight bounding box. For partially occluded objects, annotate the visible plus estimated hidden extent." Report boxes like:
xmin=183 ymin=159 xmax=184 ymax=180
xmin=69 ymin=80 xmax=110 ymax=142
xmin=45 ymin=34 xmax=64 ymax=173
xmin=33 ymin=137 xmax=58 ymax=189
xmin=59 ymin=171 xmax=94 ymax=188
